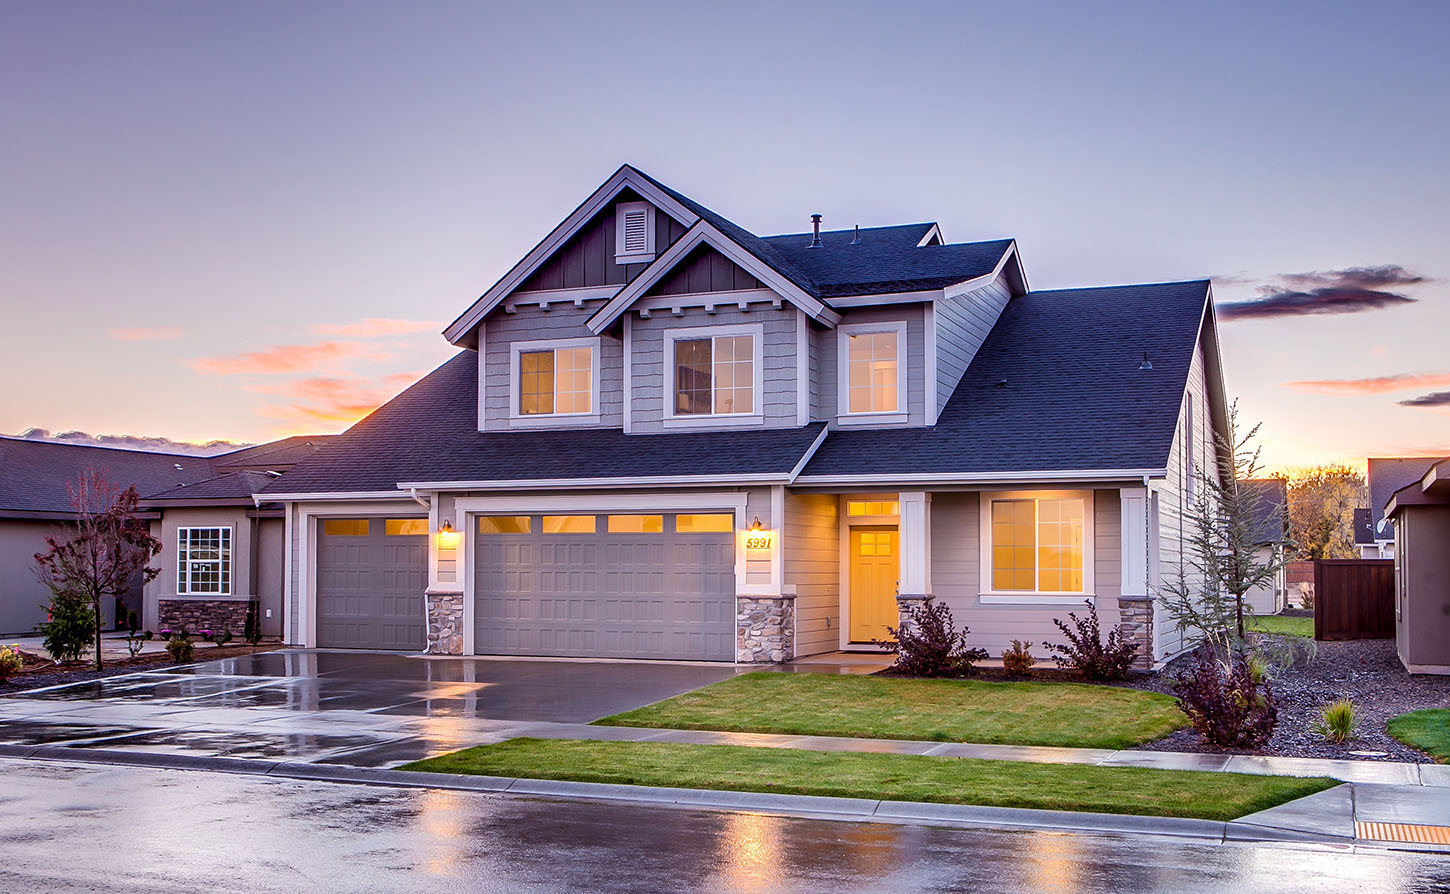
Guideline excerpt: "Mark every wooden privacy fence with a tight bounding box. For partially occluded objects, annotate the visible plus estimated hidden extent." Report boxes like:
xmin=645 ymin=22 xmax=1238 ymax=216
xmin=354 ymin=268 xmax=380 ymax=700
xmin=1314 ymin=559 xmax=1395 ymax=641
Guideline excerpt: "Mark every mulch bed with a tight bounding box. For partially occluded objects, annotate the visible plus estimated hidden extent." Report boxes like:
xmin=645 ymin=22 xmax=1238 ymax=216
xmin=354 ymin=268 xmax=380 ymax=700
xmin=0 ymin=644 xmax=282 ymax=694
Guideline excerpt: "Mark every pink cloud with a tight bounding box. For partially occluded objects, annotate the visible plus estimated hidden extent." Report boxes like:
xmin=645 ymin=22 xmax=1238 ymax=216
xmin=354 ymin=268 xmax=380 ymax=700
xmin=312 ymin=318 xmax=442 ymax=338
xmin=191 ymin=341 xmax=392 ymax=375
xmin=1284 ymin=371 xmax=1450 ymax=395
xmin=109 ymin=326 xmax=185 ymax=341
xmin=252 ymin=372 xmax=420 ymax=430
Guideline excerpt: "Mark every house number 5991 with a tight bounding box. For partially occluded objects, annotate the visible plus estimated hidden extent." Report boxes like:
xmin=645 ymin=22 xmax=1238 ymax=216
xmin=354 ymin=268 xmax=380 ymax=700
xmin=745 ymin=535 xmax=773 ymax=550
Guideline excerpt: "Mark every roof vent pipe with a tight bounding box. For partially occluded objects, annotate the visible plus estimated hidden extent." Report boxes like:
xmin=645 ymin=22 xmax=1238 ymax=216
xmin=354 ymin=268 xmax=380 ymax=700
xmin=850 ymin=224 xmax=861 ymax=245
xmin=808 ymin=213 xmax=822 ymax=248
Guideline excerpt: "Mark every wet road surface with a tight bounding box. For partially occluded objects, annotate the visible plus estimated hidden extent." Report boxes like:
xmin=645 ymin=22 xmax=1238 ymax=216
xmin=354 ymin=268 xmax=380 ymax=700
xmin=1 ymin=758 xmax=1447 ymax=893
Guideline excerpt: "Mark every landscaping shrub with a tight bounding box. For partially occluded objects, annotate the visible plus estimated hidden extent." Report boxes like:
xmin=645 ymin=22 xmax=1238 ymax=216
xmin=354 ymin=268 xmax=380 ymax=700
xmin=0 ymin=644 xmax=23 ymax=681
xmin=161 ymin=629 xmax=194 ymax=663
xmin=1171 ymin=645 xmax=1277 ymax=748
xmin=40 ymin=587 xmax=94 ymax=664
xmin=244 ymin=602 xmax=262 ymax=647
xmin=877 ymin=596 xmax=989 ymax=677
xmin=1312 ymin=698 xmax=1358 ymax=744
xmin=1001 ymin=640 xmax=1036 ymax=676
xmin=1044 ymin=600 xmax=1139 ymax=680
xmin=214 ymin=629 xmax=233 ymax=647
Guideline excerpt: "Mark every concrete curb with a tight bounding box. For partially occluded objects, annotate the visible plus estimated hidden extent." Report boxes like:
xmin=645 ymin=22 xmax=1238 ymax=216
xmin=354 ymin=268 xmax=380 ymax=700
xmin=0 ymin=744 xmax=1359 ymax=846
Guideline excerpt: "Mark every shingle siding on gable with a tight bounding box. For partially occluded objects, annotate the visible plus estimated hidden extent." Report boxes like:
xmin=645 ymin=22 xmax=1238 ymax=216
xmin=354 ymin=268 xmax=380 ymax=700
xmin=934 ymin=272 xmax=1013 ymax=420
xmin=814 ymin=303 xmax=928 ymax=427
xmin=519 ymin=199 xmax=687 ymax=292
xmin=482 ymin=304 xmax=624 ymax=429
xmin=628 ymin=305 xmax=799 ymax=433
xmin=646 ymin=244 xmax=764 ymax=296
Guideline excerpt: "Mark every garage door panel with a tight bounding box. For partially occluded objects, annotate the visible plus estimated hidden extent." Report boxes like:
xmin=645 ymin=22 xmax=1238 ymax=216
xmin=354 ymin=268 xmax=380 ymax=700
xmin=476 ymin=513 xmax=734 ymax=660
xmin=317 ymin=519 xmax=427 ymax=651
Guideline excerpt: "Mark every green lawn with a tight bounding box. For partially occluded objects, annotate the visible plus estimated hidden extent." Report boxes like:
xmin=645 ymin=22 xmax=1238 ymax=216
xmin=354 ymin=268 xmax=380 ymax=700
xmin=402 ymin=738 xmax=1336 ymax=821
xmin=593 ymin=672 xmax=1186 ymax=750
xmin=1247 ymin=615 xmax=1314 ymax=637
xmin=1387 ymin=709 xmax=1450 ymax=762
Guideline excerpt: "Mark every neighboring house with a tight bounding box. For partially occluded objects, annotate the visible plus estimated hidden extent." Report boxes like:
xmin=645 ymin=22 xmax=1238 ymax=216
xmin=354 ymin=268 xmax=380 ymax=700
xmin=1241 ymin=478 xmax=1289 ymax=615
xmin=255 ymin=164 xmax=1230 ymax=669
xmin=0 ymin=435 xmax=329 ymax=637
xmin=1352 ymin=507 xmax=1382 ymax=559
xmin=1384 ymin=456 xmax=1450 ymax=674
xmin=1366 ymin=457 xmax=1441 ymax=558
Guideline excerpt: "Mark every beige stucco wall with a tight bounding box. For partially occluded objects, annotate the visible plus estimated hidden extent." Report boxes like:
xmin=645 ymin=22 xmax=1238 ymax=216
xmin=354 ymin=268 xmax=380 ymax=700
xmin=1396 ymin=506 xmax=1450 ymax=673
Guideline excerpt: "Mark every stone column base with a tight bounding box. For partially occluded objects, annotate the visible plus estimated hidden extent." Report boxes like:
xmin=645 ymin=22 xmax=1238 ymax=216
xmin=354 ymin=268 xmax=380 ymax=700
xmin=1117 ymin=596 xmax=1153 ymax=670
xmin=736 ymin=595 xmax=795 ymax=663
xmin=426 ymin=591 xmax=464 ymax=655
xmin=894 ymin=593 xmax=930 ymax=636
xmin=157 ymin=599 xmax=252 ymax=635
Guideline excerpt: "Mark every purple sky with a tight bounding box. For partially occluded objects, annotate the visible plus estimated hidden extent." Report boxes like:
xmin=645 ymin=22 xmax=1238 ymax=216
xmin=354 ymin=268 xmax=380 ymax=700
xmin=3 ymin=1 xmax=1447 ymax=470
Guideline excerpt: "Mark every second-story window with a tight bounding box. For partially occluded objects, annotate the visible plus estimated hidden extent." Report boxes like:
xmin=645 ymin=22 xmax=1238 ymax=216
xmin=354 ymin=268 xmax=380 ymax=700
xmin=838 ymin=321 xmax=906 ymax=419
xmin=668 ymin=327 xmax=759 ymax=418
xmin=513 ymin=339 xmax=597 ymax=417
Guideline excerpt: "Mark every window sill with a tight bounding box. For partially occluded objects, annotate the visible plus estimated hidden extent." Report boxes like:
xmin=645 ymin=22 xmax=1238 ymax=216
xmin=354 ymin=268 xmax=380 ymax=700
xmin=508 ymin=413 xmax=601 ymax=428
xmin=979 ymin=593 xmax=1096 ymax=606
xmin=615 ymin=252 xmax=655 ymax=265
xmin=836 ymin=412 xmax=910 ymax=426
xmin=662 ymin=414 xmax=765 ymax=429
xmin=163 ymin=594 xmax=249 ymax=601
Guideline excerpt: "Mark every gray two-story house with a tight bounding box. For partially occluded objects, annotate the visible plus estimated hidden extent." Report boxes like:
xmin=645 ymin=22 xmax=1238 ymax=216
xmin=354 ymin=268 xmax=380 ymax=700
xmin=257 ymin=165 xmax=1228 ymax=668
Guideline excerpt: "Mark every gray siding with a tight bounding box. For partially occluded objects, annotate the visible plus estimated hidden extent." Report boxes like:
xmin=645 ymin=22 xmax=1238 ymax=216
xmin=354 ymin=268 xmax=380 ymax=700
xmin=520 ymin=198 xmax=687 ymax=291
xmin=785 ymin=492 xmax=840 ymax=656
xmin=1153 ymin=337 xmax=1212 ymax=662
xmin=1396 ymin=506 xmax=1450 ymax=672
xmin=482 ymin=303 xmax=625 ymax=430
xmin=935 ymin=271 xmax=1012 ymax=418
xmin=647 ymin=244 xmax=763 ymax=296
xmin=629 ymin=305 xmax=799 ymax=433
xmin=0 ymin=519 xmax=58 ymax=635
xmin=142 ymin=506 xmax=259 ymax=632
xmin=257 ymin=517 xmax=285 ymax=637
xmin=814 ymin=303 xmax=928 ymax=427
xmin=929 ymin=490 xmax=1123 ymax=659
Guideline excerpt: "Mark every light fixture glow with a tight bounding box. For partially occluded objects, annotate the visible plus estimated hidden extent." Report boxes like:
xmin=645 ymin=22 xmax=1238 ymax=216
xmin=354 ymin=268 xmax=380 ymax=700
xmin=749 ymin=516 xmax=763 ymax=532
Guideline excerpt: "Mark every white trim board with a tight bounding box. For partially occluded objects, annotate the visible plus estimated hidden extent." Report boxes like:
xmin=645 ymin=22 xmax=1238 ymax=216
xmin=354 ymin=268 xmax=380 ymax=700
xmin=662 ymin=322 xmax=764 ymax=427
xmin=793 ymin=469 xmax=1166 ymax=487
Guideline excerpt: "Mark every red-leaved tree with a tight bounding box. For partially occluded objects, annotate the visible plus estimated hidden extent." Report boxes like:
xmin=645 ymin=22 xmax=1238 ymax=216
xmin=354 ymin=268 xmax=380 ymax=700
xmin=33 ymin=469 xmax=162 ymax=670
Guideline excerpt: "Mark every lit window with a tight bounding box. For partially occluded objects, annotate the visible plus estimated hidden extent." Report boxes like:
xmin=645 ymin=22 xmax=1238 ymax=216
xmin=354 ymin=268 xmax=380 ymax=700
xmin=847 ymin=500 xmax=900 ymax=517
xmin=847 ymin=330 xmax=899 ymax=413
xmin=607 ymin=515 xmax=664 ymax=533
xmin=385 ymin=519 xmax=428 ymax=536
xmin=990 ymin=498 xmax=1085 ymax=592
xmin=177 ymin=527 xmax=232 ymax=595
xmin=673 ymin=334 xmax=755 ymax=416
xmin=542 ymin=515 xmax=596 ymax=534
xmin=478 ymin=516 xmax=531 ymax=534
xmin=321 ymin=519 xmax=369 ymax=536
xmin=519 ymin=346 xmax=593 ymax=416
xmin=675 ymin=513 xmax=733 ymax=533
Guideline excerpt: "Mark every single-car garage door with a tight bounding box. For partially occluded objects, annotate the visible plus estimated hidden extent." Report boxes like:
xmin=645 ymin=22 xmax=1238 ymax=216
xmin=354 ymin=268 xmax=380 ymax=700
xmin=316 ymin=517 xmax=428 ymax=650
xmin=474 ymin=512 xmax=735 ymax=660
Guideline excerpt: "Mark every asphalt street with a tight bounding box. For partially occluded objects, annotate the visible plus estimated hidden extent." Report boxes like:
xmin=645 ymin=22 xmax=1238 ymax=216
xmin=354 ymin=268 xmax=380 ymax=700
xmin=2 ymin=758 xmax=1447 ymax=893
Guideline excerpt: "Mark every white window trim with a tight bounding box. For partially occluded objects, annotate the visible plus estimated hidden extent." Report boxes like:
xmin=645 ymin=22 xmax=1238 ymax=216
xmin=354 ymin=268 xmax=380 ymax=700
xmin=176 ymin=525 xmax=233 ymax=596
xmin=977 ymin=489 xmax=1095 ymax=603
xmin=614 ymin=200 xmax=656 ymax=264
xmin=837 ymin=320 xmax=908 ymax=424
xmin=663 ymin=323 xmax=765 ymax=428
xmin=508 ymin=336 xmax=602 ymax=425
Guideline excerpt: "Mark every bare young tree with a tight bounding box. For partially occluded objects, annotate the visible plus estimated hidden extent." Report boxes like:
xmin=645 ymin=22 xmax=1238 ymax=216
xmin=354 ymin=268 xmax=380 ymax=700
xmin=33 ymin=469 xmax=162 ymax=670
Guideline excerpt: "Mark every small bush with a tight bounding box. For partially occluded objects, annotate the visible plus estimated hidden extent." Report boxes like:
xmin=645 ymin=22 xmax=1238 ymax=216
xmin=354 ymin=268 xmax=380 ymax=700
xmin=1001 ymin=640 xmax=1036 ymax=676
xmin=1294 ymin=582 xmax=1314 ymax=611
xmin=243 ymin=602 xmax=262 ymax=647
xmin=40 ymin=587 xmax=94 ymax=664
xmin=1171 ymin=645 xmax=1277 ymax=748
xmin=1044 ymin=600 xmax=1139 ymax=680
xmin=0 ymin=644 xmax=23 ymax=681
xmin=876 ymin=596 xmax=989 ymax=677
xmin=1245 ymin=651 xmax=1271 ymax=685
xmin=163 ymin=629 xmax=194 ymax=663
xmin=1313 ymin=699 xmax=1358 ymax=744
xmin=214 ymin=629 xmax=233 ymax=647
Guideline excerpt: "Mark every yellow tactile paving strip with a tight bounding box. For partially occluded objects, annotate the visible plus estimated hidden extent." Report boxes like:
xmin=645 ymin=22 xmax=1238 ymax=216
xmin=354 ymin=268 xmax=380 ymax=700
xmin=1357 ymin=822 xmax=1450 ymax=844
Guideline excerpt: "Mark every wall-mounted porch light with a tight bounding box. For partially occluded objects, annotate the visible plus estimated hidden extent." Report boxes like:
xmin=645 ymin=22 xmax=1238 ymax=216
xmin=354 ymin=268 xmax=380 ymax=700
xmin=749 ymin=516 xmax=763 ymax=532
xmin=437 ymin=519 xmax=458 ymax=549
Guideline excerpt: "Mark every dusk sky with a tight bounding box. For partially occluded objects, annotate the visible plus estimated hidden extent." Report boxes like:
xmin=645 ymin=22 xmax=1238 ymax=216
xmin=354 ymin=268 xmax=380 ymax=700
xmin=3 ymin=1 xmax=1446 ymax=472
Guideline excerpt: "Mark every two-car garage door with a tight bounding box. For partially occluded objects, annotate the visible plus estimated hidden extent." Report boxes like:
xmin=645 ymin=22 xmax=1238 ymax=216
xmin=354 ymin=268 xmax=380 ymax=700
xmin=473 ymin=513 xmax=736 ymax=661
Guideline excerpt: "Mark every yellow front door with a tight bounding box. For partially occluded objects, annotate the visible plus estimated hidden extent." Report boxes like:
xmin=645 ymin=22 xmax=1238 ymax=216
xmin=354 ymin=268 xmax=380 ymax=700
xmin=849 ymin=526 xmax=899 ymax=643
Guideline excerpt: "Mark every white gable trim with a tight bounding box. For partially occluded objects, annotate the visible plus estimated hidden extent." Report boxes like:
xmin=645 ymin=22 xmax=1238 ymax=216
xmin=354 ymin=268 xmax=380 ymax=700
xmin=917 ymin=223 xmax=943 ymax=246
xmin=443 ymin=165 xmax=700 ymax=346
xmin=586 ymin=221 xmax=840 ymax=334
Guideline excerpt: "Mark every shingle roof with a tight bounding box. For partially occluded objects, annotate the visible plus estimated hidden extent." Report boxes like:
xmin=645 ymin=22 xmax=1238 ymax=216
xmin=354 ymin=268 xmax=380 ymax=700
xmin=1368 ymin=457 xmax=1440 ymax=530
xmin=260 ymin=352 xmax=828 ymax=495
xmin=1352 ymin=507 xmax=1376 ymax=546
xmin=1242 ymin=478 xmax=1288 ymax=544
xmin=213 ymin=436 xmax=334 ymax=471
xmin=0 ymin=437 xmax=218 ymax=516
xmin=142 ymin=469 xmax=279 ymax=503
xmin=799 ymin=280 xmax=1211 ymax=478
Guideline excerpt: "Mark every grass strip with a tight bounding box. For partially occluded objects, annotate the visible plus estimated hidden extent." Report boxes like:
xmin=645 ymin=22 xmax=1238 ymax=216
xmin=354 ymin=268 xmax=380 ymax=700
xmin=401 ymin=737 xmax=1336 ymax=821
xmin=593 ymin=672 xmax=1186 ymax=750
xmin=1386 ymin=709 xmax=1450 ymax=763
xmin=1247 ymin=615 xmax=1314 ymax=638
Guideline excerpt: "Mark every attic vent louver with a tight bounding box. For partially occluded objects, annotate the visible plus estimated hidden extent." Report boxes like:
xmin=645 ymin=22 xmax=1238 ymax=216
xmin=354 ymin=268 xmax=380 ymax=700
xmin=622 ymin=209 xmax=648 ymax=252
xmin=614 ymin=201 xmax=656 ymax=264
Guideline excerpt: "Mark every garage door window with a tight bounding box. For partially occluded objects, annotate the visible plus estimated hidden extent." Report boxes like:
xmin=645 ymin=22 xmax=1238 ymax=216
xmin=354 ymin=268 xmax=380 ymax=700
xmin=177 ymin=527 xmax=232 ymax=595
xmin=322 ymin=519 xmax=369 ymax=536
xmin=607 ymin=514 xmax=664 ymax=533
xmin=675 ymin=514 xmax=733 ymax=533
xmin=385 ymin=519 xmax=427 ymax=536
xmin=478 ymin=516 xmax=531 ymax=534
xmin=543 ymin=515 xmax=596 ymax=533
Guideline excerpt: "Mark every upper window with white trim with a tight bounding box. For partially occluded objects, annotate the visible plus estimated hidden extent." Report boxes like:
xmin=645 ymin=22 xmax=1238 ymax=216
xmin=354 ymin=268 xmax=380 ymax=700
xmin=666 ymin=325 xmax=761 ymax=419
xmin=615 ymin=201 xmax=656 ymax=264
xmin=980 ymin=492 xmax=1093 ymax=596
xmin=511 ymin=338 xmax=599 ymax=419
xmin=838 ymin=322 xmax=905 ymax=416
xmin=177 ymin=527 xmax=231 ymax=595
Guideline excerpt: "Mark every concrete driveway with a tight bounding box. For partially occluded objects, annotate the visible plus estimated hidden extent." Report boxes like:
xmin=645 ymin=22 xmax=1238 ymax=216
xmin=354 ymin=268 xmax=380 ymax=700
xmin=0 ymin=649 xmax=740 ymax=767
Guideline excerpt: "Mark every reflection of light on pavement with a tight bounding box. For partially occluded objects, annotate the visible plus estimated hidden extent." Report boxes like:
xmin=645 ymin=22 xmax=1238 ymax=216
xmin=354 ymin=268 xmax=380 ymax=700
xmin=417 ymin=789 xmax=467 ymax=875
xmin=1240 ymin=842 xmax=1417 ymax=891
xmin=1026 ymin=832 xmax=1080 ymax=893
xmin=711 ymin=811 xmax=784 ymax=892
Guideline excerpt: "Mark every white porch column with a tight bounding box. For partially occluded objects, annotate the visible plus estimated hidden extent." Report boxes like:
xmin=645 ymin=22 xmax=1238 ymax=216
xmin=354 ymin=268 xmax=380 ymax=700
xmin=898 ymin=491 xmax=932 ymax=598
xmin=1119 ymin=487 xmax=1149 ymax=597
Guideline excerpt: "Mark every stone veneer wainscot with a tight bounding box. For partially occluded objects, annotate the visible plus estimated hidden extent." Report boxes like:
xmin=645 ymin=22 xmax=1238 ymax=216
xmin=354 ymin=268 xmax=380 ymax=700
xmin=736 ymin=595 xmax=795 ymax=663
xmin=157 ymin=598 xmax=252 ymax=635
